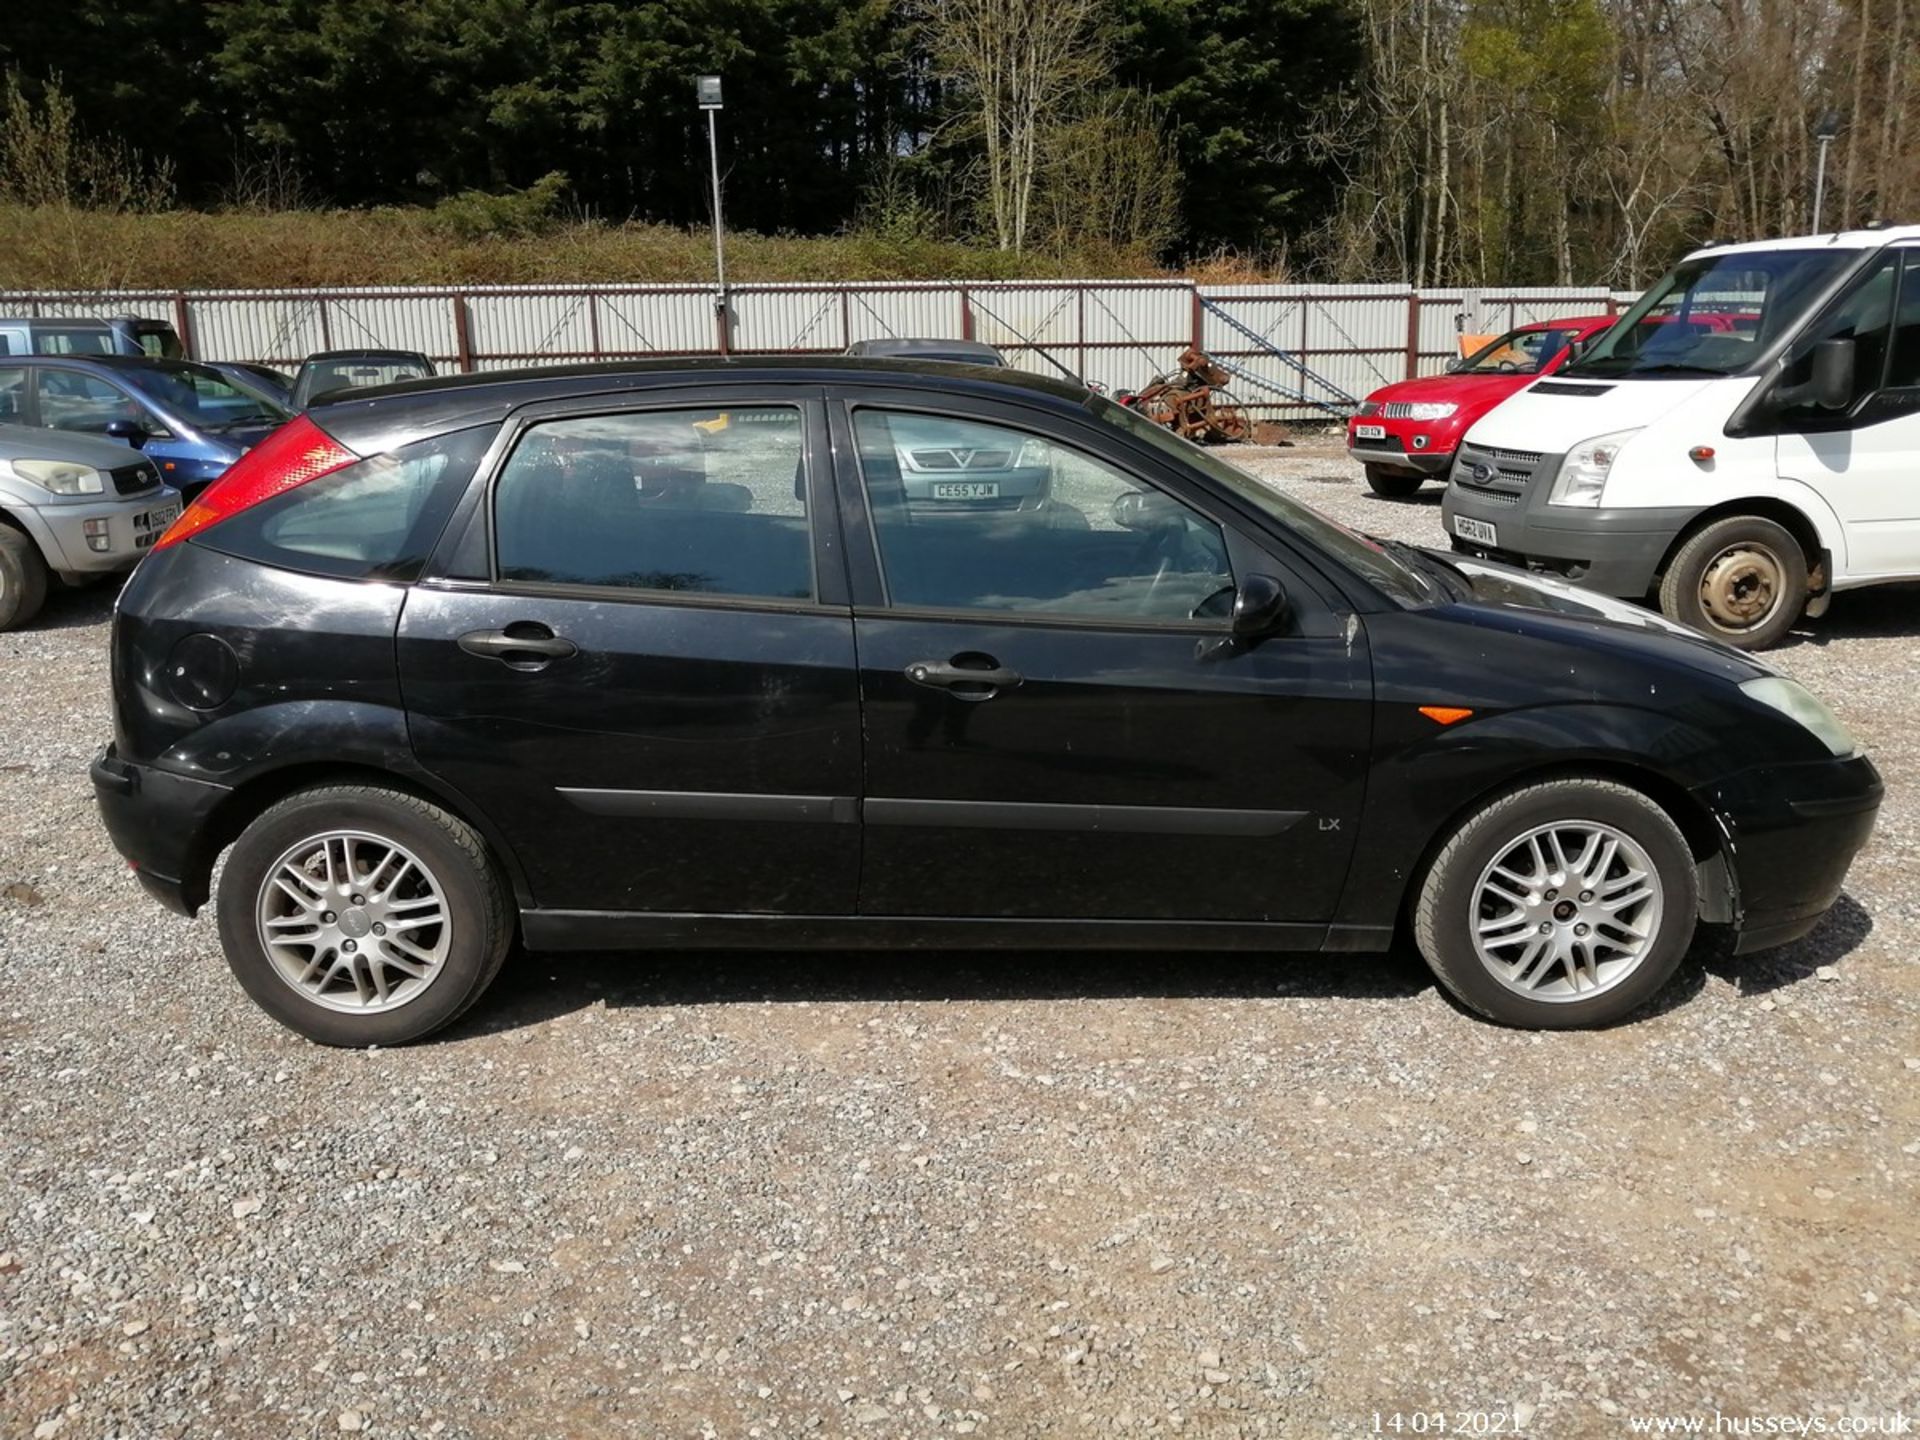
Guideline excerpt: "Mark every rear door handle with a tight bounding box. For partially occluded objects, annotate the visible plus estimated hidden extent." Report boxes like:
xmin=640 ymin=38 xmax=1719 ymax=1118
xmin=458 ymin=624 xmax=578 ymax=667
xmin=905 ymin=657 xmax=1022 ymax=700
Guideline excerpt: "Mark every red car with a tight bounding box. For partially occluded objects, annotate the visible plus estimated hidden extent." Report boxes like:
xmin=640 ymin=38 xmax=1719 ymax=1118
xmin=1346 ymin=315 xmax=1617 ymax=497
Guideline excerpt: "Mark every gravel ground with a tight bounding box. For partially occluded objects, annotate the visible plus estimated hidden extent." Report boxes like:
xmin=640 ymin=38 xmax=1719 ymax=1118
xmin=3 ymin=432 xmax=1917 ymax=1439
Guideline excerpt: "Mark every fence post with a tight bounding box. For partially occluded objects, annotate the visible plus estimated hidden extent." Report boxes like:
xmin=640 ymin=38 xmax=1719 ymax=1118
xmin=1190 ymin=285 xmax=1204 ymax=351
xmin=172 ymin=294 xmax=195 ymax=361
xmin=960 ymin=287 xmax=974 ymax=341
xmin=452 ymin=296 xmax=474 ymax=373
xmin=1403 ymin=293 xmax=1422 ymax=379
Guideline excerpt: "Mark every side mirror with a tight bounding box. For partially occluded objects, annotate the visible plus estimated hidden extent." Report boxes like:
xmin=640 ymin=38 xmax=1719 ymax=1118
xmin=1810 ymin=337 xmax=1856 ymax=411
xmin=103 ymin=417 xmax=149 ymax=447
xmin=1444 ymin=358 xmax=1464 ymax=373
xmin=1230 ymin=572 xmax=1290 ymax=636
xmin=1198 ymin=574 xmax=1290 ymax=661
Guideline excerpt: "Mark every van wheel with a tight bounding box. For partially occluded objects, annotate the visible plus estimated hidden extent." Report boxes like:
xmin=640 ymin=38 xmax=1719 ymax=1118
xmin=1413 ymin=778 xmax=1698 ymax=1029
xmin=1658 ymin=515 xmax=1806 ymax=649
xmin=0 ymin=526 xmax=49 ymax=632
xmin=1364 ymin=464 xmax=1425 ymax=498
xmin=215 ymin=785 xmax=514 ymax=1047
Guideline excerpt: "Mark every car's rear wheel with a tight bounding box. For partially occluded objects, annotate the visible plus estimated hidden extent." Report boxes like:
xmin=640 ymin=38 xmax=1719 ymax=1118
xmin=1364 ymin=464 xmax=1426 ymax=498
xmin=1658 ymin=515 xmax=1806 ymax=650
xmin=1413 ymin=778 xmax=1698 ymax=1028
xmin=0 ymin=525 xmax=49 ymax=632
xmin=215 ymin=785 xmax=514 ymax=1046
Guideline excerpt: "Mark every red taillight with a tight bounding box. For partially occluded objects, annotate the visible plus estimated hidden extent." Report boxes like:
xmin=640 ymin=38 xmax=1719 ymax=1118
xmin=154 ymin=414 xmax=357 ymax=551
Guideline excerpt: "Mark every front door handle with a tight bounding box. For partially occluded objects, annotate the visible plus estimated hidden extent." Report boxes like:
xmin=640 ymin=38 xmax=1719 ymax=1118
xmin=458 ymin=623 xmax=578 ymax=668
xmin=905 ymin=656 xmax=1022 ymax=701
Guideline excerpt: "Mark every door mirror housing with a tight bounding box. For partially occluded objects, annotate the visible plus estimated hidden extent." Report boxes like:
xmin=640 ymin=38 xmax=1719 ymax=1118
xmin=1199 ymin=574 xmax=1291 ymax=661
xmin=1809 ymin=337 xmax=1856 ymax=411
xmin=103 ymin=417 xmax=149 ymax=447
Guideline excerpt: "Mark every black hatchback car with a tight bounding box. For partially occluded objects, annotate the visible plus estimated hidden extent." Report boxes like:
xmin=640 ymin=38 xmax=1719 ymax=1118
xmin=92 ymin=359 xmax=1881 ymax=1046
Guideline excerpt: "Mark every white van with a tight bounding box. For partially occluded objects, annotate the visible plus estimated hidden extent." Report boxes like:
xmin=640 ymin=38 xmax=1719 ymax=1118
xmin=1443 ymin=225 xmax=1920 ymax=648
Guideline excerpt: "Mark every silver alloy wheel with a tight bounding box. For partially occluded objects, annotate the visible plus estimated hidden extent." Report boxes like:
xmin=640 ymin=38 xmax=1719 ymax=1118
xmin=1470 ymin=820 xmax=1664 ymax=1001
xmin=1697 ymin=542 xmax=1784 ymax=633
xmin=255 ymin=830 xmax=452 ymax=1014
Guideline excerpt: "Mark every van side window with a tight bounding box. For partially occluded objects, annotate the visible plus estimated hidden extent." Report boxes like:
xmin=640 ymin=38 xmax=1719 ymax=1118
xmin=493 ymin=406 xmax=813 ymax=602
xmin=1888 ymin=252 xmax=1920 ymax=391
xmin=1776 ymin=252 xmax=1898 ymax=422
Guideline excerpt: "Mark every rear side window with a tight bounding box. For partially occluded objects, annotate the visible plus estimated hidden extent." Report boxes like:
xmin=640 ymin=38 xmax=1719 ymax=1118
xmin=199 ymin=425 xmax=494 ymax=582
xmin=492 ymin=406 xmax=813 ymax=601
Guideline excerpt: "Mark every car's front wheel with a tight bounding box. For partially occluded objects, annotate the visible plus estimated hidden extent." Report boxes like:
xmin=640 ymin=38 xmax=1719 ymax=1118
xmin=1413 ymin=778 xmax=1698 ymax=1028
xmin=0 ymin=525 xmax=49 ymax=632
xmin=1657 ymin=514 xmax=1807 ymax=649
xmin=215 ymin=785 xmax=514 ymax=1046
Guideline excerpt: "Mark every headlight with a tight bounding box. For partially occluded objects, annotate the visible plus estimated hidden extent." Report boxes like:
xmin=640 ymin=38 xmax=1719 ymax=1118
xmin=1739 ymin=676 xmax=1859 ymax=757
xmin=1547 ymin=428 xmax=1639 ymax=507
xmin=1014 ymin=438 xmax=1051 ymax=468
xmin=1402 ymin=402 xmax=1458 ymax=421
xmin=11 ymin=460 xmax=106 ymax=496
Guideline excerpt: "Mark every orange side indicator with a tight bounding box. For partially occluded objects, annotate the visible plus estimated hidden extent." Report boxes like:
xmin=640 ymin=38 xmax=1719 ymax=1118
xmin=1418 ymin=705 xmax=1474 ymax=726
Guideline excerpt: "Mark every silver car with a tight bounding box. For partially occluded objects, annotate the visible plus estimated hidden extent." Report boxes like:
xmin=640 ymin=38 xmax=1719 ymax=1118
xmin=0 ymin=424 xmax=181 ymax=630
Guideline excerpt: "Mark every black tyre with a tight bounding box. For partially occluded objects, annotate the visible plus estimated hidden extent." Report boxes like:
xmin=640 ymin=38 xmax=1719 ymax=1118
xmin=1657 ymin=515 xmax=1807 ymax=650
xmin=0 ymin=525 xmax=49 ymax=632
xmin=215 ymin=785 xmax=514 ymax=1046
xmin=1364 ymin=464 xmax=1425 ymax=498
xmin=1413 ymin=778 xmax=1698 ymax=1029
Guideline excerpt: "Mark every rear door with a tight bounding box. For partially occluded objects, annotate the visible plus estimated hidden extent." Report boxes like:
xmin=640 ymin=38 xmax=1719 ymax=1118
xmin=398 ymin=388 xmax=864 ymax=915
xmin=831 ymin=390 xmax=1372 ymax=927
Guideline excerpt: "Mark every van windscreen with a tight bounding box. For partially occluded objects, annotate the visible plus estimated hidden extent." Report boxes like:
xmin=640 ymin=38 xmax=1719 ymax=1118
xmin=1565 ymin=248 xmax=1857 ymax=379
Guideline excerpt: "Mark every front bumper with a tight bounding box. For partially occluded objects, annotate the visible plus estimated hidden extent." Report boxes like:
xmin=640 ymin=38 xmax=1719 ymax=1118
xmin=1442 ymin=474 xmax=1699 ymax=598
xmin=33 ymin=488 xmax=182 ymax=574
xmin=1697 ymin=752 xmax=1883 ymax=954
xmin=1349 ymin=443 xmax=1453 ymax=476
xmin=91 ymin=743 xmax=230 ymax=916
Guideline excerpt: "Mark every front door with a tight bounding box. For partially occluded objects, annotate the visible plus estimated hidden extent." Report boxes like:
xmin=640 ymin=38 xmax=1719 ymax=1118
xmin=399 ymin=390 xmax=864 ymax=914
xmin=1776 ymin=246 xmax=1920 ymax=578
xmin=832 ymin=394 xmax=1372 ymax=925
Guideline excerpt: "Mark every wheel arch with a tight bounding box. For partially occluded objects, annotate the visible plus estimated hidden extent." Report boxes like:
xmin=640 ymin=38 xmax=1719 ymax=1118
xmin=1402 ymin=758 xmax=1737 ymax=931
xmin=187 ymin=761 xmax=533 ymax=914
xmin=1654 ymin=496 xmax=1836 ymax=593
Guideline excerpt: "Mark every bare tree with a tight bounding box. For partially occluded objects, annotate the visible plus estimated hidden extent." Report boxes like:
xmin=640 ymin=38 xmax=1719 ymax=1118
xmin=919 ymin=0 xmax=1105 ymax=251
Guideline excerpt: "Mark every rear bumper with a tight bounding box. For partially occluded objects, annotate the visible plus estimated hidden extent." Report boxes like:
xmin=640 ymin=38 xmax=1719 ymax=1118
xmin=1697 ymin=753 xmax=1883 ymax=954
xmin=91 ymin=743 xmax=230 ymax=916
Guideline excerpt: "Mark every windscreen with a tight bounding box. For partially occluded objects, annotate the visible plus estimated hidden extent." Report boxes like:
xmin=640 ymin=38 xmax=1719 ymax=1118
xmin=130 ymin=361 xmax=292 ymax=429
xmin=1566 ymin=248 xmax=1858 ymax=379
xmin=1456 ymin=326 xmax=1578 ymax=375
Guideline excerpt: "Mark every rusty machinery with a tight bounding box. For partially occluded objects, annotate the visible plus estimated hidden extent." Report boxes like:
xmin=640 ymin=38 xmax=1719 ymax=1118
xmin=1122 ymin=348 xmax=1288 ymax=446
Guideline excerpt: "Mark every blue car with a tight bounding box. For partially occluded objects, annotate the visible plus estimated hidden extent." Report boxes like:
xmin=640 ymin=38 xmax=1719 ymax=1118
xmin=0 ymin=355 xmax=290 ymax=498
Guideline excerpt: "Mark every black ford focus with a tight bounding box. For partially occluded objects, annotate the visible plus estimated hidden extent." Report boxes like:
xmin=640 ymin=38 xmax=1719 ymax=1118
xmin=92 ymin=359 xmax=1881 ymax=1045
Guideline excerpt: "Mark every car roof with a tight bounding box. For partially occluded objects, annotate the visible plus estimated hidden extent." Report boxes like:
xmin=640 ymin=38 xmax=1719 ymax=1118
xmin=848 ymin=337 xmax=1004 ymax=358
xmin=310 ymin=356 xmax=1094 ymax=455
xmin=1689 ymin=224 xmax=1920 ymax=259
xmin=300 ymin=349 xmax=432 ymax=364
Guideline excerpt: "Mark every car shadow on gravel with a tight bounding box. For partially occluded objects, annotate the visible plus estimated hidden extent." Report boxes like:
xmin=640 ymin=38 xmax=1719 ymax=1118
xmin=1777 ymin=583 xmax=1920 ymax=648
xmin=442 ymin=891 xmax=1873 ymax=1040
xmin=442 ymin=944 xmax=1443 ymax=1040
xmin=21 ymin=582 xmax=122 ymax=632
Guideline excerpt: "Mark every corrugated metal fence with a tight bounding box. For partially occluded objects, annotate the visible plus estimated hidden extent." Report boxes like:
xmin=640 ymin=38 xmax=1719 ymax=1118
xmin=0 ymin=280 xmax=1640 ymax=420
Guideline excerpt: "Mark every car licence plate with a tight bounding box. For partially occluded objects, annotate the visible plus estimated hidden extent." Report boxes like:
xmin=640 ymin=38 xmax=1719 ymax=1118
xmin=1354 ymin=424 xmax=1386 ymax=440
xmin=1452 ymin=515 xmax=1498 ymax=546
xmin=931 ymin=481 xmax=1000 ymax=500
xmin=134 ymin=501 xmax=181 ymax=548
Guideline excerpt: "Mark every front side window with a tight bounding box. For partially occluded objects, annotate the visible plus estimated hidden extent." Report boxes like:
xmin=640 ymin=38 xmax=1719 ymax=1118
xmin=1457 ymin=327 xmax=1577 ymax=375
xmin=494 ymin=406 xmax=813 ymax=601
xmin=199 ymin=426 xmax=494 ymax=582
xmin=34 ymin=370 xmax=147 ymax=433
xmin=1568 ymin=248 xmax=1856 ymax=379
xmin=853 ymin=408 xmax=1234 ymax=622
xmin=1886 ymin=251 xmax=1920 ymax=391
xmin=1775 ymin=252 xmax=1899 ymax=422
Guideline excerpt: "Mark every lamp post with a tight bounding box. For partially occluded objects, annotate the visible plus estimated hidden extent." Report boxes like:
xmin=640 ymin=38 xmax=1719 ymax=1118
xmin=696 ymin=74 xmax=728 ymax=349
xmin=1812 ymin=109 xmax=1844 ymax=232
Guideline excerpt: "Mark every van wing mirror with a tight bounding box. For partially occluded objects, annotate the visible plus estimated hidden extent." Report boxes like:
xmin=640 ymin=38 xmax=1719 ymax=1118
xmin=1810 ymin=337 xmax=1856 ymax=411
